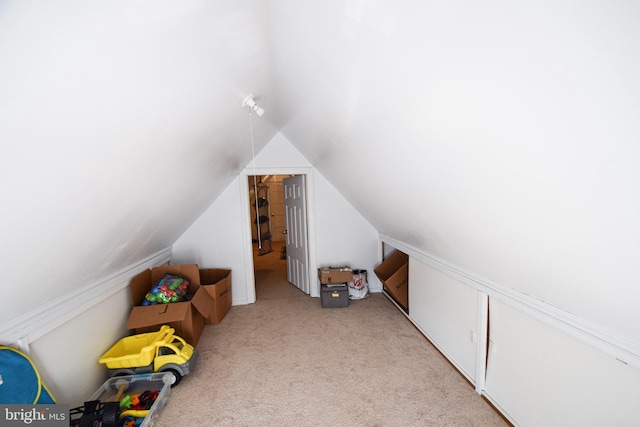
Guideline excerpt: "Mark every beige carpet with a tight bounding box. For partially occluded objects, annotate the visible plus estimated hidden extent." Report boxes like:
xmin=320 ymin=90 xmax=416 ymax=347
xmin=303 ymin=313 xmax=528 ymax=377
xmin=156 ymin=242 xmax=507 ymax=426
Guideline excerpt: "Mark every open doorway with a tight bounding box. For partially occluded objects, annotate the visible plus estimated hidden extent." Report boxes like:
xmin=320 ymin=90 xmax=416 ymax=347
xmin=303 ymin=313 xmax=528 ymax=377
xmin=248 ymin=174 xmax=310 ymax=301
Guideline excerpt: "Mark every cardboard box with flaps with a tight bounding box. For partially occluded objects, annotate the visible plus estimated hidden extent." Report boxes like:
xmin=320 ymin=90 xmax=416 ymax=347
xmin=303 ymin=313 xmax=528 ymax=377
xmin=199 ymin=268 xmax=232 ymax=325
xmin=374 ymin=250 xmax=409 ymax=311
xmin=126 ymin=264 xmax=212 ymax=347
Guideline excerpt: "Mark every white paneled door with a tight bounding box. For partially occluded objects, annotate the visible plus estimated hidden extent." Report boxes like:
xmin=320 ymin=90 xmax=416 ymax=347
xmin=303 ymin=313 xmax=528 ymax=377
xmin=283 ymin=175 xmax=309 ymax=294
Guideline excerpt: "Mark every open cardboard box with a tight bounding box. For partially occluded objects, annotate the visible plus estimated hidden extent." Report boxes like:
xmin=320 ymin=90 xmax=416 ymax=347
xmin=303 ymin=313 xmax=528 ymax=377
xmin=126 ymin=264 xmax=213 ymax=347
xmin=199 ymin=268 xmax=232 ymax=325
xmin=374 ymin=250 xmax=409 ymax=311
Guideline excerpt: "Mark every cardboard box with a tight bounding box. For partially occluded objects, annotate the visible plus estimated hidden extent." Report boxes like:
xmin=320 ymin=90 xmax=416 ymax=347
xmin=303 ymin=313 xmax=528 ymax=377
xmin=126 ymin=264 xmax=212 ymax=347
xmin=199 ymin=268 xmax=232 ymax=325
xmin=321 ymin=284 xmax=349 ymax=308
xmin=318 ymin=267 xmax=353 ymax=284
xmin=374 ymin=251 xmax=409 ymax=311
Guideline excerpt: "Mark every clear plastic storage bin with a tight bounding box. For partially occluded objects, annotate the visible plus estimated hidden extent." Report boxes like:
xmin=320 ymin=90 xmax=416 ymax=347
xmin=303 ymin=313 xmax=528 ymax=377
xmin=88 ymin=373 xmax=172 ymax=427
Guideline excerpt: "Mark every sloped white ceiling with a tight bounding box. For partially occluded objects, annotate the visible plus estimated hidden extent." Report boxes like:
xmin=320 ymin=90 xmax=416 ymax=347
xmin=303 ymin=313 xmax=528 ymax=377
xmin=269 ymin=1 xmax=640 ymax=340
xmin=0 ymin=0 xmax=279 ymax=323
xmin=1 ymin=1 xmax=639 ymax=343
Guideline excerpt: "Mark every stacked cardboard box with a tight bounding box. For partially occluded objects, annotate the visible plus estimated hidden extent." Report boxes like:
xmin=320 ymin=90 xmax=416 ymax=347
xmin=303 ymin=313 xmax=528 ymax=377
xmin=318 ymin=267 xmax=353 ymax=285
xmin=318 ymin=267 xmax=352 ymax=308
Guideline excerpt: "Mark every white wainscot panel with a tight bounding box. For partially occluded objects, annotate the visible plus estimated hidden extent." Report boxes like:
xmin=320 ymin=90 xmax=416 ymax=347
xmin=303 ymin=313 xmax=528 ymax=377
xmin=485 ymin=298 xmax=640 ymax=427
xmin=408 ymin=259 xmax=478 ymax=382
xmin=28 ymin=288 xmax=132 ymax=407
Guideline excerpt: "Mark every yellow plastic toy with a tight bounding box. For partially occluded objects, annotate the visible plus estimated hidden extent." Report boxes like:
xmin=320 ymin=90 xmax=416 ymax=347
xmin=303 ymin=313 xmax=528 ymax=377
xmin=99 ymin=325 xmax=197 ymax=386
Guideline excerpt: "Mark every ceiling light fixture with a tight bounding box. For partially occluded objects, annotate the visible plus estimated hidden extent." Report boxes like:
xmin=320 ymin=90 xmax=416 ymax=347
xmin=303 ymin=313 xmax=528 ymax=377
xmin=242 ymin=93 xmax=265 ymax=117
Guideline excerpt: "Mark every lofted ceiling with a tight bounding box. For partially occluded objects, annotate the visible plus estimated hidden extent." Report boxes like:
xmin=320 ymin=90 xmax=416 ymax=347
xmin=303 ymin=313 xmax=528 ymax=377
xmin=271 ymin=0 xmax=640 ymax=341
xmin=1 ymin=1 xmax=639 ymax=342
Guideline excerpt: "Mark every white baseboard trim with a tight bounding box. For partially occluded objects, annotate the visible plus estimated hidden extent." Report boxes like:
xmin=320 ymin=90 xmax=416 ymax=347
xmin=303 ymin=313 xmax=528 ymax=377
xmin=379 ymin=233 xmax=640 ymax=370
xmin=0 ymin=247 xmax=172 ymax=346
xmin=481 ymin=391 xmax=519 ymax=427
xmin=368 ymin=283 xmax=383 ymax=293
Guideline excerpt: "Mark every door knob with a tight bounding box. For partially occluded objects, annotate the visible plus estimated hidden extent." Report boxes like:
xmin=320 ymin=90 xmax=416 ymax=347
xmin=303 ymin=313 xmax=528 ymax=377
xmin=283 ymin=229 xmax=287 ymax=234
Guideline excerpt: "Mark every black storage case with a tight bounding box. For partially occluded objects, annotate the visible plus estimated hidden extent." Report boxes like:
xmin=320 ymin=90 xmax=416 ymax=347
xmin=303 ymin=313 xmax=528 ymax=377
xmin=321 ymin=284 xmax=349 ymax=308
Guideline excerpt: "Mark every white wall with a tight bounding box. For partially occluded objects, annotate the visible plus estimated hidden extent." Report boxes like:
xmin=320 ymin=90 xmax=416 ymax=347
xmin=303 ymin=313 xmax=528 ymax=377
xmin=172 ymin=174 xmax=252 ymax=303
xmin=0 ymin=248 xmax=172 ymax=407
xmin=387 ymin=235 xmax=640 ymax=426
xmin=408 ymin=260 xmax=478 ymax=382
xmin=485 ymin=299 xmax=640 ymax=426
xmin=29 ymin=289 xmax=132 ymax=407
xmin=172 ymin=132 xmax=381 ymax=303
xmin=313 ymin=171 xmax=381 ymax=286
